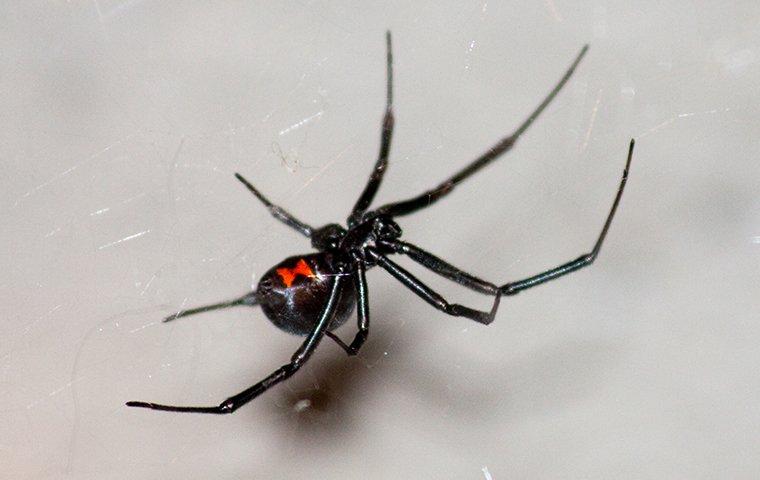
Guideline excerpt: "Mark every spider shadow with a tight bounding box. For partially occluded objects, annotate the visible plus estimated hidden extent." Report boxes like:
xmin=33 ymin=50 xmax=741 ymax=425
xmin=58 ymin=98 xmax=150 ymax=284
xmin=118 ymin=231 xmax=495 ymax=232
xmin=251 ymin=312 xmax=626 ymax=453
xmin=403 ymin=333 xmax=627 ymax=430
xmin=254 ymin=324 xmax=398 ymax=444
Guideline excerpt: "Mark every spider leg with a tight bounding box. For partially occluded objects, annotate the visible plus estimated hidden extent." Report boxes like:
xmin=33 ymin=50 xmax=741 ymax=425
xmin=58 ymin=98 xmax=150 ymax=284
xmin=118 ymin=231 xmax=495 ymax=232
xmin=325 ymin=260 xmax=370 ymax=356
xmin=234 ymin=173 xmax=313 ymax=237
xmin=501 ymin=139 xmax=633 ymax=295
xmin=379 ymin=240 xmax=498 ymax=295
xmin=367 ymin=248 xmax=501 ymax=325
xmin=348 ymin=31 xmax=395 ymax=226
xmin=163 ymin=292 xmax=258 ymax=322
xmin=380 ymin=140 xmax=633 ymax=297
xmin=126 ymin=275 xmax=346 ymax=414
xmin=372 ymin=44 xmax=589 ymax=218
xmin=324 ymin=330 xmax=353 ymax=354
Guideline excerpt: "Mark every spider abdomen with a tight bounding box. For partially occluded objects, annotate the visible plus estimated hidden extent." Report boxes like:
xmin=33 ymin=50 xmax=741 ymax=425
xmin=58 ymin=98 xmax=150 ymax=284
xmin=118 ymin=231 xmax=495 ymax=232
xmin=256 ymin=253 xmax=356 ymax=336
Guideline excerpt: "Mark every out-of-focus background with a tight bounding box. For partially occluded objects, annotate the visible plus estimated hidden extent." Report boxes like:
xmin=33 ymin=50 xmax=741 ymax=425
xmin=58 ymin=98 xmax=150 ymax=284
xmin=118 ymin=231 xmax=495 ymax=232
xmin=2 ymin=2 xmax=759 ymax=478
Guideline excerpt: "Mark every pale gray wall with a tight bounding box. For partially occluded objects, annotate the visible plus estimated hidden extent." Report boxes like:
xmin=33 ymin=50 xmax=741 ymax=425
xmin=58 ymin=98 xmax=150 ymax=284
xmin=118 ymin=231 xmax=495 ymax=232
xmin=2 ymin=2 xmax=759 ymax=478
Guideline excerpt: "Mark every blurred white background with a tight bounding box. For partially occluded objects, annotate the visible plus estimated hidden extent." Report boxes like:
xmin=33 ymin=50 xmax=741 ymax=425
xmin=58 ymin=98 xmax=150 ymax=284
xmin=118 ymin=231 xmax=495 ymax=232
xmin=2 ymin=1 xmax=759 ymax=478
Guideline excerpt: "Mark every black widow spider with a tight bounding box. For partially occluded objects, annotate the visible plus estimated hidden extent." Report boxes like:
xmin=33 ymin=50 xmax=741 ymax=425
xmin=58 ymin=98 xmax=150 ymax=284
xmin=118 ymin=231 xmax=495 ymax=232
xmin=127 ymin=32 xmax=634 ymax=414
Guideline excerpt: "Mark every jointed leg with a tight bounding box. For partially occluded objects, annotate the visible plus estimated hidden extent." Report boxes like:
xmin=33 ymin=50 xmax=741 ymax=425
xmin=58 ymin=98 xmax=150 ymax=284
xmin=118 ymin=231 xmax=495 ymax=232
xmin=163 ymin=292 xmax=258 ymax=322
xmin=368 ymin=248 xmax=501 ymax=325
xmin=126 ymin=276 xmax=346 ymax=414
xmin=348 ymin=261 xmax=370 ymax=352
xmin=379 ymin=140 xmax=634 ymax=298
xmin=379 ymin=240 xmax=498 ymax=295
xmin=373 ymin=45 xmax=589 ymax=218
xmin=326 ymin=260 xmax=370 ymax=356
xmin=324 ymin=331 xmax=353 ymax=353
xmin=501 ymin=139 xmax=634 ymax=295
xmin=234 ymin=173 xmax=314 ymax=237
xmin=348 ymin=31 xmax=395 ymax=226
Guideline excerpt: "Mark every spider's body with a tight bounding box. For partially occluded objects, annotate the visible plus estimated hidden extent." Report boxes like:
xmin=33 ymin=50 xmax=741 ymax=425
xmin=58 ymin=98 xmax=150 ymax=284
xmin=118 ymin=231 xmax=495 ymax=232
xmin=258 ymin=215 xmax=402 ymax=335
xmin=127 ymin=33 xmax=635 ymax=415
xmin=257 ymin=253 xmax=356 ymax=336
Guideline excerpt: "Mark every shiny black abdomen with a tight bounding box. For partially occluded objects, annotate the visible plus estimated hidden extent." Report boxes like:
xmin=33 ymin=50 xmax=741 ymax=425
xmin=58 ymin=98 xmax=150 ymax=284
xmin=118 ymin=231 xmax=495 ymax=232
xmin=256 ymin=253 xmax=356 ymax=336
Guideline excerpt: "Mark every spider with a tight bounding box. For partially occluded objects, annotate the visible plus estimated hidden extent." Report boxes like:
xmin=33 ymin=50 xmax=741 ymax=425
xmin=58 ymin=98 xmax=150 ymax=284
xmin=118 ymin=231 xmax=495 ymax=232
xmin=127 ymin=32 xmax=634 ymax=414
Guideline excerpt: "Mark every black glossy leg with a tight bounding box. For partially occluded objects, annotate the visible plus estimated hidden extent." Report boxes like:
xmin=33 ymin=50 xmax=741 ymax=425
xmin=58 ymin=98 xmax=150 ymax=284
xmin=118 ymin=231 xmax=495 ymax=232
xmin=501 ymin=139 xmax=634 ymax=295
xmin=380 ymin=240 xmax=498 ymax=295
xmin=324 ymin=330 xmax=354 ymax=354
xmin=348 ymin=261 xmax=370 ymax=352
xmin=368 ymin=249 xmax=501 ymax=325
xmin=234 ymin=173 xmax=314 ymax=237
xmin=163 ymin=292 xmax=258 ymax=323
xmin=348 ymin=31 xmax=395 ymax=226
xmin=126 ymin=275 xmax=346 ymax=414
xmin=384 ymin=140 xmax=633 ymax=298
xmin=373 ymin=45 xmax=589 ymax=218
xmin=326 ymin=260 xmax=370 ymax=356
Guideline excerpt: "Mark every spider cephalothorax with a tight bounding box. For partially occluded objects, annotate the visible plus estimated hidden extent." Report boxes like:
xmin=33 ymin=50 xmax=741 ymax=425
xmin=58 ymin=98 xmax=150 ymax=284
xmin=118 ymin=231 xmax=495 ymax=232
xmin=310 ymin=223 xmax=346 ymax=251
xmin=128 ymin=32 xmax=633 ymax=415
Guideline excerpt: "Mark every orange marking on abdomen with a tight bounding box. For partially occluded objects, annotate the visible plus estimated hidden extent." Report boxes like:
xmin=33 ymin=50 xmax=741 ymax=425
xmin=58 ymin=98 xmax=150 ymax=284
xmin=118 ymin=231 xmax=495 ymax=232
xmin=276 ymin=259 xmax=316 ymax=287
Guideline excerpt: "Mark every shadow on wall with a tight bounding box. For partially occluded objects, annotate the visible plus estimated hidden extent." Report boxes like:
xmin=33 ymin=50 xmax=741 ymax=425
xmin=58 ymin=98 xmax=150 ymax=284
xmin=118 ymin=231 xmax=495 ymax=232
xmin=250 ymin=306 xmax=627 ymax=451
